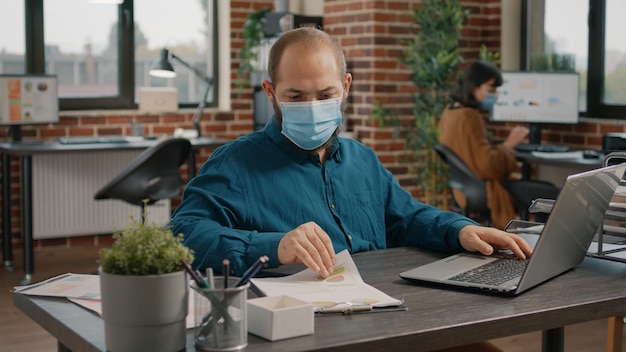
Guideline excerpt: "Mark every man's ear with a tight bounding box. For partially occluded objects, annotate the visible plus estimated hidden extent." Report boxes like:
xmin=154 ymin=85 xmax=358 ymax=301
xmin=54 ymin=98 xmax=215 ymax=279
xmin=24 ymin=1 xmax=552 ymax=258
xmin=261 ymin=80 xmax=275 ymax=103
xmin=343 ymin=73 xmax=352 ymax=97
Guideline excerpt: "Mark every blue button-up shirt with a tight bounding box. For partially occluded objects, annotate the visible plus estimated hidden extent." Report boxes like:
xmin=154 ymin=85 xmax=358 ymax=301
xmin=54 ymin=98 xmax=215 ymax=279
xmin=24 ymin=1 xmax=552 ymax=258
xmin=170 ymin=117 xmax=476 ymax=275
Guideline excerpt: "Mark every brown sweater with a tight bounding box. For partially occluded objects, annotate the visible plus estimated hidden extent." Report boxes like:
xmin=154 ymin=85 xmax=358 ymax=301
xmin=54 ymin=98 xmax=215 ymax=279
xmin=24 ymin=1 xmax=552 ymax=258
xmin=438 ymin=106 xmax=518 ymax=229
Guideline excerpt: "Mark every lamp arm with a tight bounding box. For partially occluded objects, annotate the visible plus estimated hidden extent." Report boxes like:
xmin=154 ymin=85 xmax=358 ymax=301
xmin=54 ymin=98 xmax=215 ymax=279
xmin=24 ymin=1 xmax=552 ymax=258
xmin=170 ymin=53 xmax=213 ymax=84
xmin=169 ymin=52 xmax=213 ymax=138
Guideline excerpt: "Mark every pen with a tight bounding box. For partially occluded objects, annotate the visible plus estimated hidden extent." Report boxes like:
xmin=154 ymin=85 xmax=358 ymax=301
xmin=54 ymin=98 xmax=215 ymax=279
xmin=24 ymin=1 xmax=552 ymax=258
xmin=222 ymin=259 xmax=230 ymax=289
xmin=205 ymin=267 xmax=214 ymax=289
xmin=195 ymin=269 xmax=210 ymax=288
xmin=235 ymin=255 xmax=269 ymax=287
xmin=181 ymin=260 xmax=209 ymax=288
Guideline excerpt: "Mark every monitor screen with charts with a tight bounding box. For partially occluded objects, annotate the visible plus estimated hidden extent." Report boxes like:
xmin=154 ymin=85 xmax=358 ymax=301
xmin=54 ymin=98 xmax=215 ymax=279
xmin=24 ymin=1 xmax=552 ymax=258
xmin=0 ymin=74 xmax=59 ymax=126
xmin=490 ymin=71 xmax=580 ymax=124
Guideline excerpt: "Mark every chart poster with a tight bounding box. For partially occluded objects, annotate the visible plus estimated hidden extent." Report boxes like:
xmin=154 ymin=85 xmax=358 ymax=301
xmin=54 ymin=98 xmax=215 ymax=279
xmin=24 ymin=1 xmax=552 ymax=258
xmin=0 ymin=75 xmax=59 ymax=124
xmin=491 ymin=72 xmax=579 ymax=124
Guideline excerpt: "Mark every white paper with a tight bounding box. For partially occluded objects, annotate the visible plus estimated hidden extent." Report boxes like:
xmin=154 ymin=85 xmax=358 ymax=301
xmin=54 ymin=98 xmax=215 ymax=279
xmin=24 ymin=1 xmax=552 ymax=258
xmin=251 ymin=250 xmax=403 ymax=312
xmin=14 ymin=273 xmax=197 ymax=329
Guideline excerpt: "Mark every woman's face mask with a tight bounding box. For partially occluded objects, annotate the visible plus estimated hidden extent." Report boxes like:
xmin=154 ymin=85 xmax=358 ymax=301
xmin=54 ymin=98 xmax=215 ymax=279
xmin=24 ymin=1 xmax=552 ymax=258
xmin=478 ymin=93 xmax=499 ymax=111
xmin=275 ymin=96 xmax=343 ymax=150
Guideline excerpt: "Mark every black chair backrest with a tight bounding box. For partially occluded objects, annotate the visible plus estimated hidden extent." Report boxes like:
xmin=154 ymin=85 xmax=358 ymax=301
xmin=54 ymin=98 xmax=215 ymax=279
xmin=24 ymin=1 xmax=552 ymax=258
xmin=94 ymin=137 xmax=192 ymax=206
xmin=434 ymin=144 xmax=490 ymax=218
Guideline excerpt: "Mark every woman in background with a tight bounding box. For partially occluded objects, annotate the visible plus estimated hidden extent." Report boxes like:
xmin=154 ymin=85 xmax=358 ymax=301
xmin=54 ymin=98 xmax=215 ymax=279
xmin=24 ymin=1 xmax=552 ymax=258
xmin=438 ymin=61 xmax=559 ymax=229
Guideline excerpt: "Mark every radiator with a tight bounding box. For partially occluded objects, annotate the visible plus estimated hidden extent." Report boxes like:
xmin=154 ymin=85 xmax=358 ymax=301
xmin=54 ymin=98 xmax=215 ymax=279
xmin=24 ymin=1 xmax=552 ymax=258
xmin=32 ymin=150 xmax=171 ymax=239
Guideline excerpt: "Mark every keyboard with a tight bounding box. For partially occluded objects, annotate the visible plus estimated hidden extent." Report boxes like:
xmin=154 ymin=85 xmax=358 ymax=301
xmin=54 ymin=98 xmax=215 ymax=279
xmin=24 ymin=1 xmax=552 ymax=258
xmin=448 ymin=258 xmax=527 ymax=286
xmin=58 ymin=136 xmax=130 ymax=145
xmin=514 ymin=143 xmax=571 ymax=153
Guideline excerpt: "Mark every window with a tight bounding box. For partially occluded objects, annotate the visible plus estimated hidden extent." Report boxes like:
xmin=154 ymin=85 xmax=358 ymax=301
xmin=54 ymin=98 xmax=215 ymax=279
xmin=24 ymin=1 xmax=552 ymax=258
xmin=1 ymin=0 xmax=217 ymax=111
xmin=524 ymin=0 xmax=626 ymax=118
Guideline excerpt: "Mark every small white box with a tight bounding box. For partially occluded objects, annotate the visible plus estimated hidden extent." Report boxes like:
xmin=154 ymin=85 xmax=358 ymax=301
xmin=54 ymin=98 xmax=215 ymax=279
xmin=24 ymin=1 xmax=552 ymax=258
xmin=138 ymin=87 xmax=178 ymax=113
xmin=247 ymin=295 xmax=314 ymax=341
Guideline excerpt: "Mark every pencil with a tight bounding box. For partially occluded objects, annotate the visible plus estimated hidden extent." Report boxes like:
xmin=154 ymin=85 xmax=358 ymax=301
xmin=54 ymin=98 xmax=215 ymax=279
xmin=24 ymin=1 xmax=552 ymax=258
xmin=222 ymin=259 xmax=230 ymax=289
xmin=180 ymin=260 xmax=208 ymax=288
xmin=235 ymin=255 xmax=269 ymax=287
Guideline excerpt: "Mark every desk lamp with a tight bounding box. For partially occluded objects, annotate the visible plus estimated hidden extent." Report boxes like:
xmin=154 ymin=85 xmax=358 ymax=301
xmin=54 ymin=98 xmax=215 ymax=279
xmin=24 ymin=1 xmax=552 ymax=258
xmin=149 ymin=48 xmax=213 ymax=138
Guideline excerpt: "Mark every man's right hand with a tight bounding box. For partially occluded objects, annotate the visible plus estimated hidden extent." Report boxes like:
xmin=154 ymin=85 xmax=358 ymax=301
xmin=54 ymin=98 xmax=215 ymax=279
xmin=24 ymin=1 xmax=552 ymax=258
xmin=277 ymin=221 xmax=336 ymax=277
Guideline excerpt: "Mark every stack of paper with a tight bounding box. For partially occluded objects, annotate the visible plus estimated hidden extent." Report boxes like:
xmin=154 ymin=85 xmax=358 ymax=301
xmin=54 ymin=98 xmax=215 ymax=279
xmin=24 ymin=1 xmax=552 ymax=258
xmin=251 ymin=250 xmax=404 ymax=313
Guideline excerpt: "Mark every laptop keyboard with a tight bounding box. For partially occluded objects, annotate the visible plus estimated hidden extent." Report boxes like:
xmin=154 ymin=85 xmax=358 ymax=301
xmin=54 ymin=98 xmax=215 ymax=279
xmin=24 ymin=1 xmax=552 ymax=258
xmin=58 ymin=136 xmax=130 ymax=144
xmin=449 ymin=258 xmax=527 ymax=286
xmin=514 ymin=143 xmax=570 ymax=153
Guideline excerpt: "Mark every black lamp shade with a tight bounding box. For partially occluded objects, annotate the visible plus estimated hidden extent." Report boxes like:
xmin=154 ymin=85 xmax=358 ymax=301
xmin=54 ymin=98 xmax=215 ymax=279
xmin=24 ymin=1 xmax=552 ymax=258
xmin=149 ymin=49 xmax=176 ymax=78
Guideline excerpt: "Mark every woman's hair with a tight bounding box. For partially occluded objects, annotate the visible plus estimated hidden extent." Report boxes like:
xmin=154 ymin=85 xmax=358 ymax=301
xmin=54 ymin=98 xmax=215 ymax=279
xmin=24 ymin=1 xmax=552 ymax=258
xmin=451 ymin=61 xmax=503 ymax=108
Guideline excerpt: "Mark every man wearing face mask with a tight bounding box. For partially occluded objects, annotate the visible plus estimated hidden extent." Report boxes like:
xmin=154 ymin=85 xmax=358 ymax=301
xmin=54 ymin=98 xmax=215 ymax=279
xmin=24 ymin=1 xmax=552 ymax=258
xmin=438 ymin=61 xmax=560 ymax=229
xmin=170 ymin=28 xmax=532 ymax=284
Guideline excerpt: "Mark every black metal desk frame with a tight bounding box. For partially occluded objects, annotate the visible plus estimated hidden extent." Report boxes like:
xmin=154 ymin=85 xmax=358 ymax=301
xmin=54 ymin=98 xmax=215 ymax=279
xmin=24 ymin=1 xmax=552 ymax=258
xmin=1 ymin=137 xmax=227 ymax=284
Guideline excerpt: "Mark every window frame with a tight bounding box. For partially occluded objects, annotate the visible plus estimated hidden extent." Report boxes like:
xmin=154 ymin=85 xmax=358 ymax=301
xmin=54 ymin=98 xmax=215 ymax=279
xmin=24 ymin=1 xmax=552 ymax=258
xmin=522 ymin=0 xmax=623 ymax=119
xmin=23 ymin=0 xmax=218 ymax=111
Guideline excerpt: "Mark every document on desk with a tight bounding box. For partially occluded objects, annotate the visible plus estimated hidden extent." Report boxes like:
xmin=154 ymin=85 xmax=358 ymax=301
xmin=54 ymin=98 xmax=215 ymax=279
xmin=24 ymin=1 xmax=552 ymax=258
xmin=530 ymin=151 xmax=584 ymax=159
xmin=251 ymin=250 xmax=404 ymax=313
xmin=13 ymin=273 xmax=198 ymax=328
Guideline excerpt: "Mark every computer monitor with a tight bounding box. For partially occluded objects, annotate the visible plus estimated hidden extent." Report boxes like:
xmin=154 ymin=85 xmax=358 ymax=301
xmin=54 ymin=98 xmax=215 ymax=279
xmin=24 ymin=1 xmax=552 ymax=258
xmin=0 ymin=74 xmax=59 ymax=142
xmin=490 ymin=71 xmax=580 ymax=144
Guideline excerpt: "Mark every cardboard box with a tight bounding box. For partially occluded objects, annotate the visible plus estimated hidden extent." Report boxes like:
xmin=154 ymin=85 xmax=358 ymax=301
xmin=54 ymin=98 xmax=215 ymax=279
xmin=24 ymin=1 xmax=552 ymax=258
xmin=138 ymin=87 xmax=178 ymax=113
xmin=247 ymin=295 xmax=314 ymax=341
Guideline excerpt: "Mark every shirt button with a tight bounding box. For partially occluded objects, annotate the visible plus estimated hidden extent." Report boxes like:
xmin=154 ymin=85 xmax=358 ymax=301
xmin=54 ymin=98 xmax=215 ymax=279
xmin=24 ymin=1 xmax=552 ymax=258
xmin=347 ymin=235 xmax=352 ymax=241
xmin=330 ymin=204 xmax=335 ymax=209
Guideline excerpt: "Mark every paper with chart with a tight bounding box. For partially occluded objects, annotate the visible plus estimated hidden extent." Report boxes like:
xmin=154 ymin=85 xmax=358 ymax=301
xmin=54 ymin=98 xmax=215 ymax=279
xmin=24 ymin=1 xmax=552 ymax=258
xmin=251 ymin=250 xmax=403 ymax=312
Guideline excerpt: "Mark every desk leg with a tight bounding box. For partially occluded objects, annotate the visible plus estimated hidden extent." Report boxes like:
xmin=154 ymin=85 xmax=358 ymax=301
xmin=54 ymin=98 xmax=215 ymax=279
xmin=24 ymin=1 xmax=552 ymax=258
xmin=2 ymin=153 xmax=13 ymax=271
xmin=542 ymin=327 xmax=565 ymax=352
xmin=21 ymin=156 xmax=33 ymax=285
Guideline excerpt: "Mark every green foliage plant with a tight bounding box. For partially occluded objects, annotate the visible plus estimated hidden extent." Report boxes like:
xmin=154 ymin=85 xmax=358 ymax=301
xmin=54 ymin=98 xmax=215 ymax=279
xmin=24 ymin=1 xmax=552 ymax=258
xmin=371 ymin=0 xmax=468 ymax=207
xmin=236 ymin=6 xmax=272 ymax=90
xmin=99 ymin=214 xmax=194 ymax=276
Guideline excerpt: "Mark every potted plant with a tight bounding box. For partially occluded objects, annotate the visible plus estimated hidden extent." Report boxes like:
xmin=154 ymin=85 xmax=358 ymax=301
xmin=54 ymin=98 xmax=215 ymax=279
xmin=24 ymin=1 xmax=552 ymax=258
xmin=370 ymin=0 xmax=468 ymax=208
xmin=98 ymin=213 xmax=194 ymax=352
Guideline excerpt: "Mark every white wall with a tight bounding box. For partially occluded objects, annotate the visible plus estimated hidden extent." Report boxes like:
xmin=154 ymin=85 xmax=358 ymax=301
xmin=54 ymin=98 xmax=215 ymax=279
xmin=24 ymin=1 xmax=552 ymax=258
xmin=501 ymin=0 xmax=522 ymax=70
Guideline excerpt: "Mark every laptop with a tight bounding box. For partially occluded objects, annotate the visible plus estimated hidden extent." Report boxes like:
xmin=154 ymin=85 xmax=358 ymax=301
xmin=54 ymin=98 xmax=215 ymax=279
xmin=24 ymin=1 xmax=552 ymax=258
xmin=400 ymin=163 xmax=626 ymax=295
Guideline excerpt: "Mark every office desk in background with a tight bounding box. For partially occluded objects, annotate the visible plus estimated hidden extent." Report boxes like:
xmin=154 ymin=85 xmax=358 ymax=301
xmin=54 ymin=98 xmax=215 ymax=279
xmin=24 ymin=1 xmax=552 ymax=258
xmin=0 ymin=137 xmax=228 ymax=284
xmin=516 ymin=151 xmax=603 ymax=186
xmin=13 ymin=247 xmax=626 ymax=352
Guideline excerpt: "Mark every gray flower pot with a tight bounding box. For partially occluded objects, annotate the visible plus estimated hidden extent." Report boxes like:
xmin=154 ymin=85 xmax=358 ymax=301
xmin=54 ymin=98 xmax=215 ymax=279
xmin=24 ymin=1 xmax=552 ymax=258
xmin=99 ymin=268 xmax=188 ymax=352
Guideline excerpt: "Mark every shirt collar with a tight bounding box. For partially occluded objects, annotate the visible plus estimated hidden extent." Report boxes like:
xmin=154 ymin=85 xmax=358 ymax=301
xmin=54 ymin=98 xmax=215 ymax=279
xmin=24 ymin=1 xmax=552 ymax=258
xmin=264 ymin=116 xmax=343 ymax=164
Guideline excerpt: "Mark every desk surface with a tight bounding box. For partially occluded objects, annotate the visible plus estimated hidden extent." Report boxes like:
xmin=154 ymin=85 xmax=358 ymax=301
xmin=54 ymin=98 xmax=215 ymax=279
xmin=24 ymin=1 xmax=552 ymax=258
xmin=515 ymin=151 xmax=604 ymax=169
xmin=0 ymin=136 xmax=228 ymax=156
xmin=13 ymin=247 xmax=626 ymax=352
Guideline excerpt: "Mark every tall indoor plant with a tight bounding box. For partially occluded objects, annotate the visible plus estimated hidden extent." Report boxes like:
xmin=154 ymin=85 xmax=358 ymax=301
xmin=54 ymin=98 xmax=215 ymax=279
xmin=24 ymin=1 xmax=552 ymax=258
xmin=371 ymin=0 xmax=468 ymax=207
xmin=98 ymin=213 xmax=194 ymax=352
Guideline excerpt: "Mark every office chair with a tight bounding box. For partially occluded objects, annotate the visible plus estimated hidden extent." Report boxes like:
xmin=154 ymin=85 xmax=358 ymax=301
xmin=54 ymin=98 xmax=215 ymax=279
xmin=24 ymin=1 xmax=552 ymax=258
xmin=434 ymin=144 xmax=491 ymax=225
xmin=94 ymin=137 xmax=192 ymax=223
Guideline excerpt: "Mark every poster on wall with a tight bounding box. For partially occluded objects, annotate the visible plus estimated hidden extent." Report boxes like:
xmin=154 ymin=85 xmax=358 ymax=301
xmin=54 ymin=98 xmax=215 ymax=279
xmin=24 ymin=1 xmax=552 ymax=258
xmin=0 ymin=75 xmax=59 ymax=125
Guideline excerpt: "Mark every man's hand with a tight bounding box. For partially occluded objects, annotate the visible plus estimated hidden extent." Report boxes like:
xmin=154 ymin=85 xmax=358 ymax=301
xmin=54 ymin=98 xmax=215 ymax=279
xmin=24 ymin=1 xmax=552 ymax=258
xmin=458 ymin=224 xmax=533 ymax=259
xmin=277 ymin=221 xmax=336 ymax=277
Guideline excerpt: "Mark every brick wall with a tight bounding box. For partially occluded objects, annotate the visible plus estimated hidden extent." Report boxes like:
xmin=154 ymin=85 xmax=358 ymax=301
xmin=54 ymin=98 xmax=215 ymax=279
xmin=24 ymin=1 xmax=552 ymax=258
xmin=1 ymin=0 xmax=622 ymax=250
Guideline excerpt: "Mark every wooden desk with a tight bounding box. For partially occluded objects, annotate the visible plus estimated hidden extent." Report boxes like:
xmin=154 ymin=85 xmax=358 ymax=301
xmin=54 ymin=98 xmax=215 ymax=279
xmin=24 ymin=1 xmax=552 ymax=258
xmin=0 ymin=137 xmax=227 ymax=284
xmin=13 ymin=247 xmax=626 ymax=352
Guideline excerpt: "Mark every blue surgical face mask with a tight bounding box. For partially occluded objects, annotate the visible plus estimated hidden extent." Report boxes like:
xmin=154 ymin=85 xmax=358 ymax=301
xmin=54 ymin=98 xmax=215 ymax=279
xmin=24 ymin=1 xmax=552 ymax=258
xmin=478 ymin=93 xmax=499 ymax=111
xmin=276 ymin=96 xmax=343 ymax=150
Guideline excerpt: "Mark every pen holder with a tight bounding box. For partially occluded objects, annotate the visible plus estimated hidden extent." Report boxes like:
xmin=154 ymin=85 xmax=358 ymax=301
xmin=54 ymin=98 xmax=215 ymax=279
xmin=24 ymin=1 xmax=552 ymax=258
xmin=192 ymin=277 xmax=249 ymax=351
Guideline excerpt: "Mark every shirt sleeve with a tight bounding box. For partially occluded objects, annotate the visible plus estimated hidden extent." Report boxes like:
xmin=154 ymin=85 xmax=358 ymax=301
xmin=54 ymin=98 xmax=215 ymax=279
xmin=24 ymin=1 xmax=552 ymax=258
xmin=380 ymin=163 xmax=478 ymax=252
xmin=170 ymin=153 xmax=283 ymax=276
